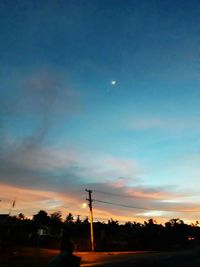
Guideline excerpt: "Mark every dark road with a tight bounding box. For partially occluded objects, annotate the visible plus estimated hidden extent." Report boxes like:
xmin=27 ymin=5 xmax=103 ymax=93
xmin=93 ymin=250 xmax=200 ymax=267
xmin=2 ymin=247 xmax=200 ymax=267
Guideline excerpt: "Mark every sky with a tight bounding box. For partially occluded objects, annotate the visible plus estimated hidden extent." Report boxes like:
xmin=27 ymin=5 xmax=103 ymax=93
xmin=1 ymin=0 xmax=200 ymax=223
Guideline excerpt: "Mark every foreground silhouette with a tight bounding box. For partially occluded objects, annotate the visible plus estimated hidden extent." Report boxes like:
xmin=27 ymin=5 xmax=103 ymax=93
xmin=48 ymin=238 xmax=81 ymax=267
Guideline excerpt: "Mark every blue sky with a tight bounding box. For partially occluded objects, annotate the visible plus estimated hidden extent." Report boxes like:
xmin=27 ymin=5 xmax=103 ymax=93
xmin=1 ymin=0 xmax=200 ymax=222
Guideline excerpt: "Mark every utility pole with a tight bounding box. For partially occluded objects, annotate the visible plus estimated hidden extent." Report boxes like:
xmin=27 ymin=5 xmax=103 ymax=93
xmin=85 ymin=189 xmax=94 ymax=252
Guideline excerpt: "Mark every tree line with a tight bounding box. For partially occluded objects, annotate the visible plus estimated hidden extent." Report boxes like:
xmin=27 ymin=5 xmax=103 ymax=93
xmin=0 ymin=210 xmax=200 ymax=251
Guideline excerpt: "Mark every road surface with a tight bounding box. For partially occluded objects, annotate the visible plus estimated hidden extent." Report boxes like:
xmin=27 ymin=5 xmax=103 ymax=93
xmin=81 ymin=248 xmax=200 ymax=267
xmin=1 ymin=247 xmax=200 ymax=267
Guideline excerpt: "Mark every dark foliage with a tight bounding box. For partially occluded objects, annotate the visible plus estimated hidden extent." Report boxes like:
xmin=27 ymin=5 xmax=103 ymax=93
xmin=0 ymin=211 xmax=200 ymax=252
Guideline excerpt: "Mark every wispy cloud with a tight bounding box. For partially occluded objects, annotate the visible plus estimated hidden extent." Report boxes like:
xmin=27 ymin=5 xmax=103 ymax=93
xmin=1 ymin=132 xmax=200 ymax=217
xmin=0 ymin=140 xmax=140 ymax=191
xmin=0 ymin=69 xmax=81 ymax=153
xmin=128 ymin=116 xmax=200 ymax=132
xmin=1 ymin=125 xmax=200 ymax=222
xmin=21 ymin=70 xmax=81 ymax=118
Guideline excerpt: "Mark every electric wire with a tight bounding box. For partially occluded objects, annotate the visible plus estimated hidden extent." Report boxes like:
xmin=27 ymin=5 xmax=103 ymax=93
xmin=93 ymin=189 xmax=136 ymax=198
xmin=94 ymin=199 xmax=155 ymax=211
xmin=92 ymin=196 xmax=200 ymax=213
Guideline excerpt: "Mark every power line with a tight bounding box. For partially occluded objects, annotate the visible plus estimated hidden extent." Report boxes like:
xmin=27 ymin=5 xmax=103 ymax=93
xmin=94 ymin=199 xmax=153 ymax=211
xmin=93 ymin=199 xmax=200 ymax=213
xmin=93 ymin=189 xmax=135 ymax=198
xmin=92 ymin=189 xmax=200 ymax=213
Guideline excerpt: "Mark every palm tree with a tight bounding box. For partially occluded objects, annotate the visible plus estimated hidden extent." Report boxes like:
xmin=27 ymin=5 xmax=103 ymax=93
xmin=65 ymin=213 xmax=74 ymax=224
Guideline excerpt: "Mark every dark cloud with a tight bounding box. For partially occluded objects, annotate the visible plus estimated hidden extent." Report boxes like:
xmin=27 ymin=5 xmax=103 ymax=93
xmin=21 ymin=70 xmax=78 ymax=117
xmin=0 ymin=128 xmax=195 ymax=216
xmin=84 ymin=180 xmax=197 ymax=215
xmin=0 ymin=135 xmax=172 ymax=211
xmin=87 ymin=182 xmax=162 ymax=207
xmin=0 ymin=146 xmax=83 ymax=193
xmin=0 ymin=69 xmax=82 ymax=180
xmin=0 ymin=72 xmax=83 ymax=201
xmin=0 ymin=139 xmax=199 ymax=219
xmin=0 ymin=68 xmax=81 ymax=136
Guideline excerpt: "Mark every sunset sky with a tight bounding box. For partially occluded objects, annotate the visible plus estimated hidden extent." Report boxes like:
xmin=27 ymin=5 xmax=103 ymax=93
xmin=1 ymin=0 xmax=200 ymax=223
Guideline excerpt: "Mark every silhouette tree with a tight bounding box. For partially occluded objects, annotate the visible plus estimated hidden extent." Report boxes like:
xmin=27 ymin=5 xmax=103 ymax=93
xmin=65 ymin=213 xmax=74 ymax=224
xmin=3 ymin=208 xmax=200 ymax=252
xmin=108 ymin=218 xmax=119 ymax=226
xmin=50 ymin=211 xmax=62 ymax=235
xmin=33 ymin=210 xmax=50 ymax=226
xmin=75 ymin=215 xmax=81 ymax=225
xmin=50 ymin=211 xmax=62 ymax=223
xmin=82 ymin=217 xmax=89 ymax=224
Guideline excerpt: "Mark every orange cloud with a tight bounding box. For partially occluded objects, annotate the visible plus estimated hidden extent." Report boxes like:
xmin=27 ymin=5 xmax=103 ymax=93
xmin=0 ymin=183 xmax=83 ymax=216
xmin=125 ymin=188 xmax=173 ymax=200
xmin=1 ymin=182 xmax=200 ymax=224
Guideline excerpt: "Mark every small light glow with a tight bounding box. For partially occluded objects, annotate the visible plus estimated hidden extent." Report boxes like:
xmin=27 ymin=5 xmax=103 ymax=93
xmin=111 ymin=80 xmax=116 ymax=85
xmin=188 ymin=236 xmax=195 ymax=241
xmin=82 ymin=203 xmax=87 ymax=208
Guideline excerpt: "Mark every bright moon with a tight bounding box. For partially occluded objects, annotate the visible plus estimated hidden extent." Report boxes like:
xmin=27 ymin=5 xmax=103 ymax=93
xmin=111 ymin=80 xmax=116 ymax=85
